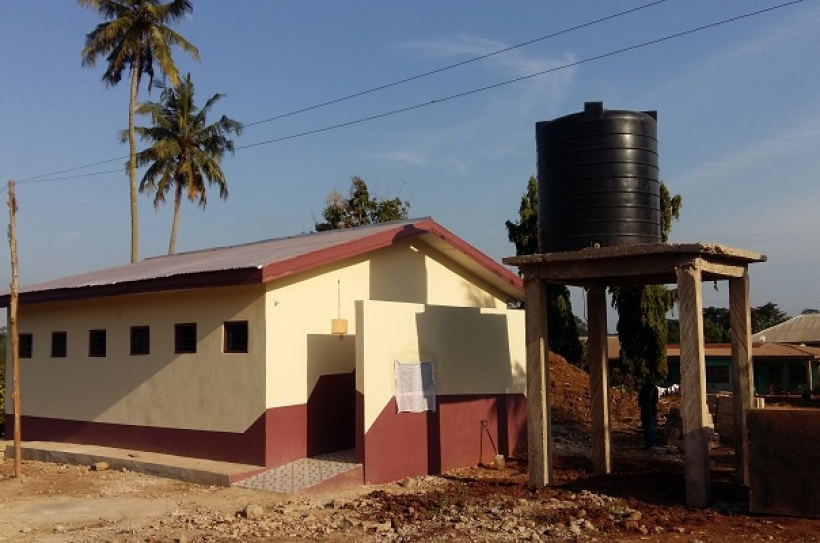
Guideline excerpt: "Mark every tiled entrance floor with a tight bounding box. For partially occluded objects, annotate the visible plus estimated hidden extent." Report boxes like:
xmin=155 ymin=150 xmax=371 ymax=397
xmin=234 ymin=449 xmax=360 ymax=493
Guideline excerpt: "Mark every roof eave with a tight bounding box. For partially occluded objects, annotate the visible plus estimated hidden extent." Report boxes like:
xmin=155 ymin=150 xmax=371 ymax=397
xmin=0 ymin=267 xmax=264 ymax=307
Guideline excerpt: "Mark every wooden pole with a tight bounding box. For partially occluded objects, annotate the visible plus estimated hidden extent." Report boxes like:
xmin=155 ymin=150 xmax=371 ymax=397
xmin=7 ymin=180 xmax=21 ymax=477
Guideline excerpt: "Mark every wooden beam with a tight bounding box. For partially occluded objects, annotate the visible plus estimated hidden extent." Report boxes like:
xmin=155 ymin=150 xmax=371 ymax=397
xmin=587 ymin=286 xmax=611 ymax=475
xmin=730 ymin=272 xmax=754 ymax=485
xmin=677 ymin=262 xmax=711 ymax=507
xmin=524 ymin=276 xmax=552 ymax=486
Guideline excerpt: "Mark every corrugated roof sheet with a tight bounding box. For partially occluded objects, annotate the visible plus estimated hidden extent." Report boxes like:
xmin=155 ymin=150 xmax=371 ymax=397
xmin=753 ymin=314 xmax=820 ymax=344
xmin=4 ymin=217 xmax=523 ymax=305
xmin=14 ymin=219 xmax=427 ymax=295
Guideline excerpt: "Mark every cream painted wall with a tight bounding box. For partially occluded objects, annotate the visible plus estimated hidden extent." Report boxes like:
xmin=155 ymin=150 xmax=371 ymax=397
xmin=356 ymin=299 xmax=526 ymax=432
xmin=15 ymin=285 xmax=266 ymax=432
xmin=420 ymin=245 xmax=509 ymax=309
xmin=13 ymin=239 xmax=519 ymax=424
xmin=264 ymin=257 xmax=369 ymax=408
xmin=263 ymin=241 xmax=517 ymax=409
xmin=369 ymin=240 xmax=510 ymax=309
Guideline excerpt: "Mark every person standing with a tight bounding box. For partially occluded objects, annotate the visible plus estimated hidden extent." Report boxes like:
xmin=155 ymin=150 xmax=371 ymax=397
xmin=638 ymin=377 xmax=660 ymax=449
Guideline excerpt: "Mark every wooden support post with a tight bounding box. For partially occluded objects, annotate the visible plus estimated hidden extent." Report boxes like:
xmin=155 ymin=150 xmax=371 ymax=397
xmin=525 ymin=274 xmax=552 ymax=486
xmin=587 ymin=286 xmax=611 ymax=475
xmin=677 ymin=262 xmax=711 ymax=507
xmin=730 ymin=271 xmax=754 ymax=485
xmin=7 ymin=180 xmax=22 ymax=478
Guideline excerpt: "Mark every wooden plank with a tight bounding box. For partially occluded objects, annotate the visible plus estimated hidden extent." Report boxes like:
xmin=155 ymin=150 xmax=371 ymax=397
xmin=730 ymin=272 xmax=754 ymax=484
xmin=677 ymin=262 xmax=711 ymax=507
xmin=524 ymin=275 xmax=552 ymax=486
xmin=587 ymin=286 xmax=611 ymax=475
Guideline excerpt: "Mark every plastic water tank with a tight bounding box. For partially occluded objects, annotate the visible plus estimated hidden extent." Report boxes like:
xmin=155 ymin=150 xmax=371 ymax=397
xmin=536 ymin=101 xmax=661 ymax=253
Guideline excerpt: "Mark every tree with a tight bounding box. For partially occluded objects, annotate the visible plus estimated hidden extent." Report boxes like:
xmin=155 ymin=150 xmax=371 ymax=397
xmin=751 ymin=302 xmax=789 ymax=333
xmin=701 ymin=303 xmax=790 ymax=340
xmin=80 ymin=0 xmax=199 ymax=263
xmin=505 ymin=176 xmax=584 ymax=365
xmin=132 ymin=74 xmax=242 ymax=254
xmin=315 ymin=177 xmax=409 ymax=231
xmin=666 ymin=319 xmax=680 ymax=344
xmin=702 ymin=306 xmax=730 ymax=343
xmin=610 ymin=181 xmax=682 ymax=381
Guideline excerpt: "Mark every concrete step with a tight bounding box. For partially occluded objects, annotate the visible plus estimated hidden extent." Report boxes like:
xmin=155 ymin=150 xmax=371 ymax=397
xmin=234 ymin=449 xmax=362 ymax=494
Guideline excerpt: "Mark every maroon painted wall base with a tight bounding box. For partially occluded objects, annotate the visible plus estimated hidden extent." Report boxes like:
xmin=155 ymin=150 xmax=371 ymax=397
xmin=362 ymin=393 xmax=527 ymax=484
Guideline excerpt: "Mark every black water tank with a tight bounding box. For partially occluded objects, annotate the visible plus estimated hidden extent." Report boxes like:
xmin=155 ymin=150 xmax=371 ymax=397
xmin=536 ymin=101 xmax=661 ymax=253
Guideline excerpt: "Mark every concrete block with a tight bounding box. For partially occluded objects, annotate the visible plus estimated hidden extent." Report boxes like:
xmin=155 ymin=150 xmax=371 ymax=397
xmin=748 ymin=408 xmax=820 ymax=518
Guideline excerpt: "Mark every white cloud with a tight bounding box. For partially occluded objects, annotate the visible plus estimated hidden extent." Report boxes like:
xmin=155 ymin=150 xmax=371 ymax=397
xmin=374 ymin=150 xmax=427 ymax=166
xmin=398 ymin=34 xmax=576 ymax=113
xmin=401 ymin=35 xmax=568 ymax=76
xmin=677 ymin=112 xmax=820 ymax=191
xmin=645 ymin=3 xmax=820 ymax=106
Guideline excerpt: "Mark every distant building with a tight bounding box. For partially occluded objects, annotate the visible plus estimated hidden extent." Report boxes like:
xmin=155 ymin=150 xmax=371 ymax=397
xmin=666 ymin=343 xmax=820 ymax=394
xmin=753 ymin=313 xmax=820 ymax=346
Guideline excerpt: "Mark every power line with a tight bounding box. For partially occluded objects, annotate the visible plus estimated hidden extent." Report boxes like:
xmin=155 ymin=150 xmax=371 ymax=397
xmin=18 ymin=168 xmax=123 ymax=183
xmin=10 ymin=0 xmax=803 ymax=185
xmin=243 ymin=0 xmax=673 ymax=128
xmin=237 ymin=0 xmax=804 ymax=150
xmin=11 ymin=0 xmax=671 ymax=183
xmin=17 ymin=157 xmax=125 ymax=183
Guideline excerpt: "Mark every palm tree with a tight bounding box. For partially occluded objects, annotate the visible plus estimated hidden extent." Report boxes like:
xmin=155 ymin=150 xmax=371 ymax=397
xmin=132 ymin=74 xmax=242 ymax=254
xmin=80 ymin=0 xmax=199 ymax=263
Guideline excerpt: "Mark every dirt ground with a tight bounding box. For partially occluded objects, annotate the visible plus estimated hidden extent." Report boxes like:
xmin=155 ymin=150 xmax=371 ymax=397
xmin=2 ymin=355 xmax=820 ymax=542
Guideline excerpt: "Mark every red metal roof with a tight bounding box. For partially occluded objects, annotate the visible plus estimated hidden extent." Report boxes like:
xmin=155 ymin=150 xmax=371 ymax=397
xmin=666 ymin=342 xmax=820 ymax=360
xmin=0 ymin=217 xmax=524 ymax=305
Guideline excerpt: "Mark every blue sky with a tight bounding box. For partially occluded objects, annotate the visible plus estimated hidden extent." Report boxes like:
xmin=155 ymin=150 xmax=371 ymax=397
xmin=1 ymin=0 xmax=818 ymax=322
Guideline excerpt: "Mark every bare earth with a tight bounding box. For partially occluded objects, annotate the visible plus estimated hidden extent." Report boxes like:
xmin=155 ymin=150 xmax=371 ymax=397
xmin=3 ymin=356 xmax=820 ymax=542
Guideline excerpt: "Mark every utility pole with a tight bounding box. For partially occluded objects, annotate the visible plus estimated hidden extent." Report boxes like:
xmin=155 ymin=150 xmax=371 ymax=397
xmin=7 ymin=180 xmax=21 ymax=477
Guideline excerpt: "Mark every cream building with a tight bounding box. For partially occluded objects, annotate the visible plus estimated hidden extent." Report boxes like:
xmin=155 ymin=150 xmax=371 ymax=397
xmin=2 ymin=218 xmax=526 ymax=484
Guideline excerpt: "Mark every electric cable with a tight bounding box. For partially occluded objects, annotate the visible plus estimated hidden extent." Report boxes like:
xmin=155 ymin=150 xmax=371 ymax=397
xmin=8 ymin=0 xmax=803 ymax=185
xmin=8 ymin=0 xmax=676 ymax=183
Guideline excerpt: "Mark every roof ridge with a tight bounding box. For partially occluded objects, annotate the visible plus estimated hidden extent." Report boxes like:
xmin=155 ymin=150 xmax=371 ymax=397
xmin=143 ymin=217 xmax=431 ymax=262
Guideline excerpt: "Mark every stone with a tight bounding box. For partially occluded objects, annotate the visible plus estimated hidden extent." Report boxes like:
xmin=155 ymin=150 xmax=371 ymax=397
xmin=243 ymin=504 xmax=264 ymax=521
xmin=91 ymin=461 xmax=109 ymax=472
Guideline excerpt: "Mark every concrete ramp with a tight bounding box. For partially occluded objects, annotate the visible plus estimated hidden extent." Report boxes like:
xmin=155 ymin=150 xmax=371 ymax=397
xmin=234 ymin=449 xmax=362 ymax=494
xmin=3 ymin=440 xmax=263 ymax=486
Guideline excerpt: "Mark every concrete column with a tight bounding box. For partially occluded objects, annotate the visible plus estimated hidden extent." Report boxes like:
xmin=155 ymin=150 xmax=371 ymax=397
xmin=587 ymin=286 xmax=611 ymax=475
xmin=730 ymin=271 xmax=754 ymax=485
xmin=525 ymin=274 xmax=552 ymax=486
xmin=677 ymin=262 xmax=711 ymax=507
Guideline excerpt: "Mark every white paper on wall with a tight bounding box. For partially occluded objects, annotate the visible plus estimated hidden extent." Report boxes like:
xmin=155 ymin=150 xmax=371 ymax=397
xmin=394 ymin=360 xmax=436 ymax=413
